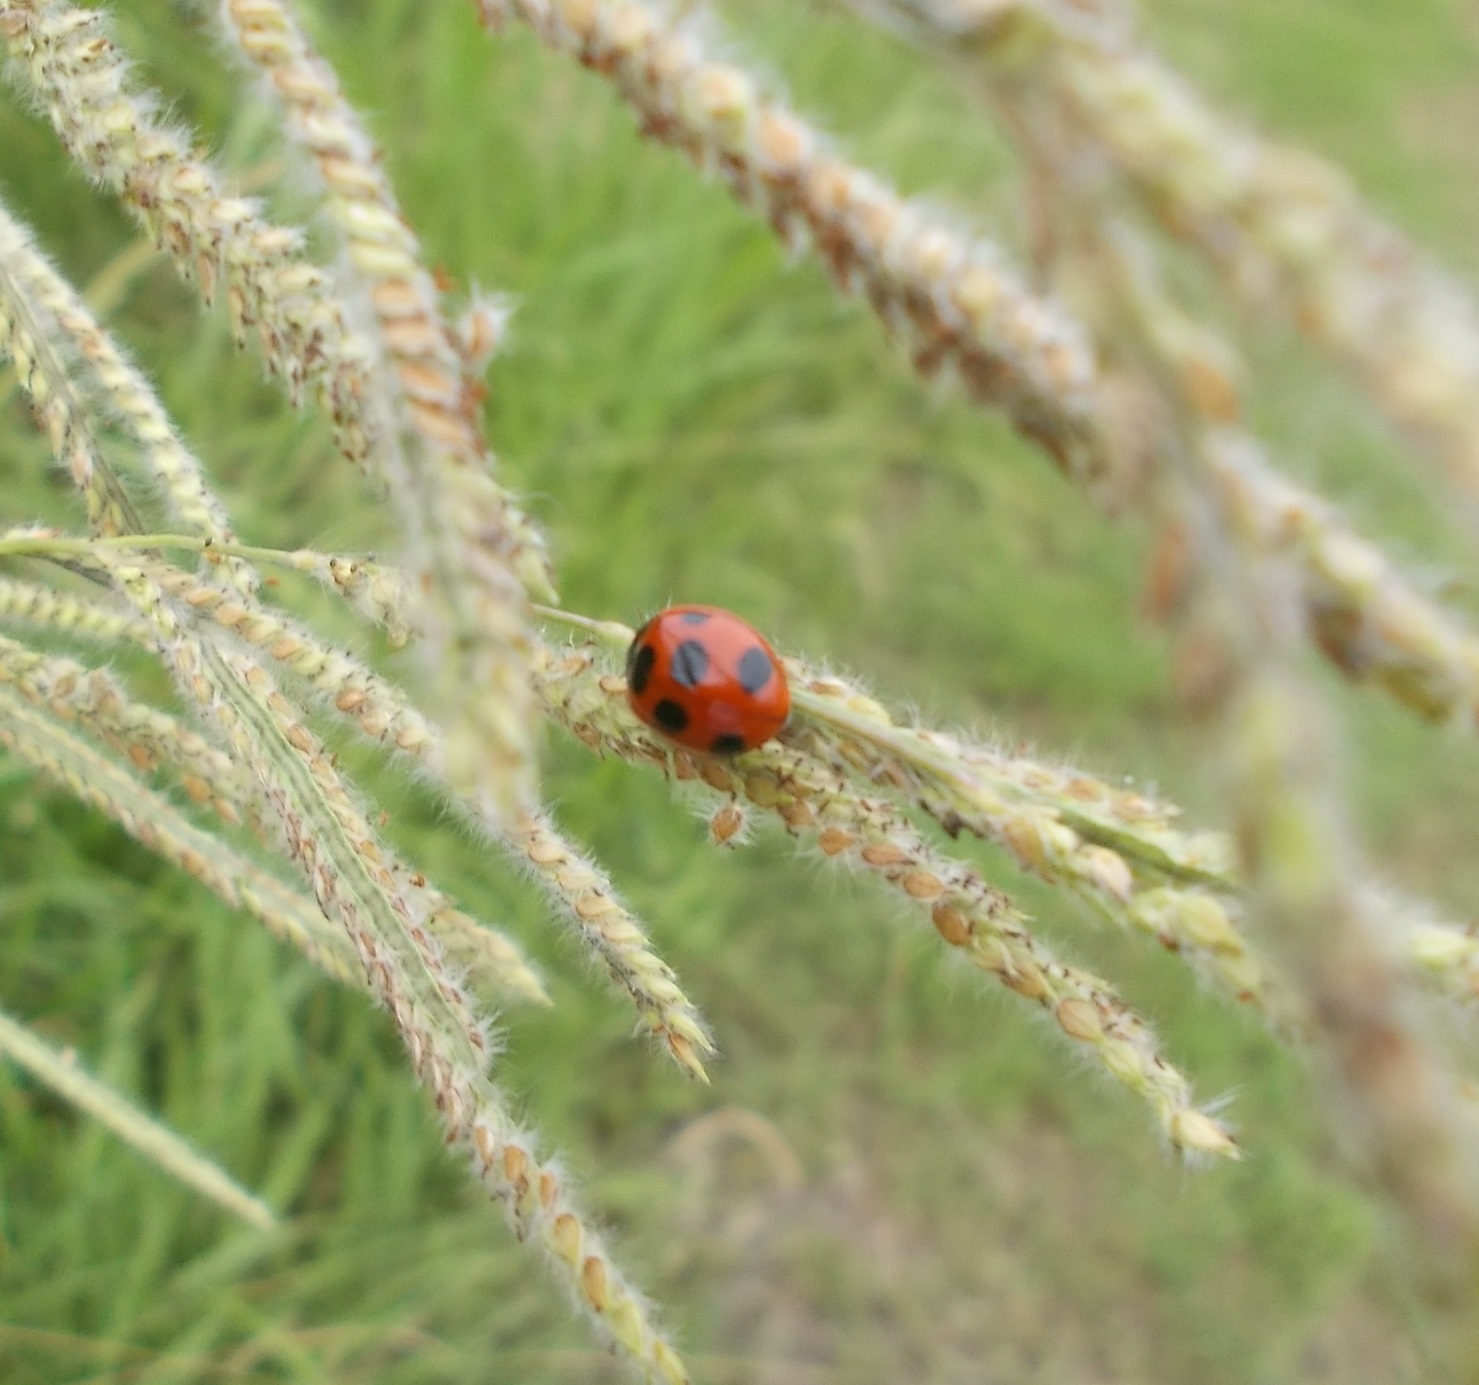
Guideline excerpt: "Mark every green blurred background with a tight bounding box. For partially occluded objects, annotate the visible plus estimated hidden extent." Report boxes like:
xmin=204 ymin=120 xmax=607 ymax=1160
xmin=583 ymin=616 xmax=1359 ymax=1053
xmin=3 ymin=0 xmax=1479 ymax=1379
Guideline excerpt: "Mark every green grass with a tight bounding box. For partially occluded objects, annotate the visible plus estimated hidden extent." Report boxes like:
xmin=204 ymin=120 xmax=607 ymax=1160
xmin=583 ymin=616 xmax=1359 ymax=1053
xmin=2 ymin=0 xmax=1477 ymax=1380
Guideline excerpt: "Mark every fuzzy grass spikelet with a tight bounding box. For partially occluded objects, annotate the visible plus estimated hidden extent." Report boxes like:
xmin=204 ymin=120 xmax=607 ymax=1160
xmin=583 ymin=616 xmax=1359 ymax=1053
xmin=218 ymin=0 xmax=550 ymax=826
xmin=0 ymin=572 xmax=152 ymax=646
xmin=0 ymin=0 xmax=378 ymax=469
xmin=0 ymin=678 xmax=362 ymax=984
xmin=534 ymin=637 xmax=1239 ymax=1158
xmin=997 ymin=85 xmax=1479 ymax=1247
xmin=509 ymin=806 xmax=716 ymax=1079
xmin=0 ymin=630 xmax=253 ymax=821
xmin=785 ymin=669 xmax=1282 ymax=1016
xmin=0 ymin=206 xmax=256 ymax=592
xmin=98 ymin=555 xmax=685 ymax=1380
xmin=477 ymin=0 xmax=1103 ymax=483
xmin=0 ymin=239 xmax=139 ymax=536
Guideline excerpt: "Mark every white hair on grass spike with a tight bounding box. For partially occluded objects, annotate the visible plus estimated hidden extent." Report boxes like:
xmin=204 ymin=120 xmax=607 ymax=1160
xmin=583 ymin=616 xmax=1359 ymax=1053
xmin=456 ymin=289 xmax=517 ymax=375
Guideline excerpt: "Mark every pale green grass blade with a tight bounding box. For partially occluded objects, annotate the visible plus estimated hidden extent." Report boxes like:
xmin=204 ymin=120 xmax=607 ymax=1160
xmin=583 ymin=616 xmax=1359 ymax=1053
xmin=0 ymin=1003 xmax=275 ymax=1230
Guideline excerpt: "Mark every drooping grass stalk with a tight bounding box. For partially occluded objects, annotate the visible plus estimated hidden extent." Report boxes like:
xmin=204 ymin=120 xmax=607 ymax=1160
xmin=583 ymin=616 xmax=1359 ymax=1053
xmin=0 ymin=207 xmax=256 ymax=593
xmin=0 ymin=0 xmax=378 ymax=471
xmin=8 ymin=469 xmax=682 ymax=1372
xmin=536 ymin=606 xmax=1282 ymax=1018
xmin=0 ymin=628 xmax=254 ymax=822
xmin=534 ymin=639 xmax=1240 ymax=1159
xmin=217 ymin=0 xmax=549 ymax=826
xmin=0 ymin=680 xmax=361 ymax=985
xmin=754 ymin=743 xmax=1237 ymax=1158
xmin=475 ymin=0 xmax=1103 ymax=484
xmin=0 ymin=221 xmax=687 ymax=1378
xmin=0 ymin=528 xmax=413 ymax=645
xmin=785 ymin=673 xmax=1282 ymax=1016
xmin=507 ymin=806 xmax=715 ymax=1076
xmin=0 ymin=186 xmax=557 ymax=1007
xmin=111 ymin=562 xmax=684 ymax=1382
xmin=491 ymin=0 xmax=1479 ymax=740
xmin=0 ymin=1001 xmax=276 ymax=1230
xmin=0 ymin=573 xmax=153 ymax=647
xmin=881 ymin=0 xmax=1479 ymax=500
xmin=0 ymin=228 xmax=140 ymax=538
xmin=0 ymin=627 xmax=549 ymax=1005
xmin=1007 ymin=82 xmax=1479 ymax=1248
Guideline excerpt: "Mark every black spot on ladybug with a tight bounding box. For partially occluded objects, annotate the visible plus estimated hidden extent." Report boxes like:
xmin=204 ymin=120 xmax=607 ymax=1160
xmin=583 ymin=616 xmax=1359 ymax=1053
xmin=710 ymin=733 xmax=747 ymax=755
xmin=679 ymin=611 xmax=711 ymax=624
xmin=654 ymin=699 xmax=688 ymax=733
xmin=627 ymin=642 xmax=656 ymax=696
xmin=736 ymin=646 xmax=772 ymax=694
xmin=669 ymin=639 xmax=709 ymax=688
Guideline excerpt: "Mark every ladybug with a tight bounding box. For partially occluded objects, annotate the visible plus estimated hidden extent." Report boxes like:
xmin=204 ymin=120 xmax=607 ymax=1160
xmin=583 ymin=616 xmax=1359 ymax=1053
xmin=625 ymin=605 xmax=790 ymax=754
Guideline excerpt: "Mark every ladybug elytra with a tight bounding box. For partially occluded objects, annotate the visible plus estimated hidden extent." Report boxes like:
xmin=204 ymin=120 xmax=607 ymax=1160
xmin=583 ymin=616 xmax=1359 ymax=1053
xmin=625 ymin=605 xmax=790 ymax=754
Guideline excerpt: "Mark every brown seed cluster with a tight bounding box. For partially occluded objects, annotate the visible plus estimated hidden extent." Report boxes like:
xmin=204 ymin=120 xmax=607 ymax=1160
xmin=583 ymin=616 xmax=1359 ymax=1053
xmin=786 ymin=674 xmax=1272 ymax=1014
xmin=480 ymin=0 xmax=1103 ymax=485
xmin=534 ymin=641 xmax=1238 ymax=1159
xmin=221 ymin=0 xmax=552 ymax=829
xmin=2 ymin=0 xmax=377 ymax=469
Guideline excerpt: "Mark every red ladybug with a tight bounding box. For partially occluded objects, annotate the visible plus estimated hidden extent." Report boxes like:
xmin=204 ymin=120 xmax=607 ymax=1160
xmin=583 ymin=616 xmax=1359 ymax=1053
xmin=625 ymin=605 xmax=790 ymax=754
